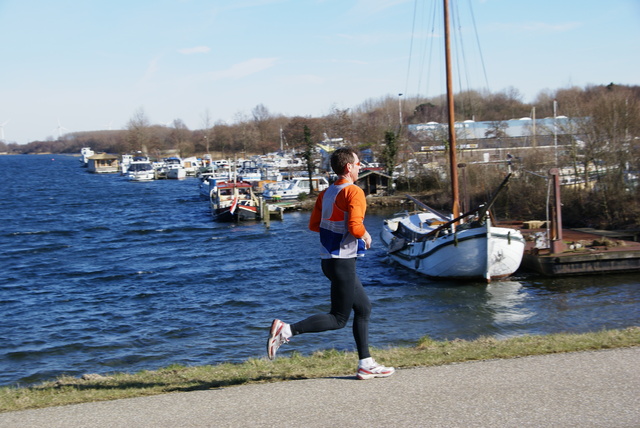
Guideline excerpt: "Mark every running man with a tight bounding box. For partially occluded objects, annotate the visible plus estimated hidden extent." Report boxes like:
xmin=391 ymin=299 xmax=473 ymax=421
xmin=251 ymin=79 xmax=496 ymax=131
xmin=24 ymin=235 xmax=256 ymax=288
xmin=267 ymin=147 xmax=395 ymax=380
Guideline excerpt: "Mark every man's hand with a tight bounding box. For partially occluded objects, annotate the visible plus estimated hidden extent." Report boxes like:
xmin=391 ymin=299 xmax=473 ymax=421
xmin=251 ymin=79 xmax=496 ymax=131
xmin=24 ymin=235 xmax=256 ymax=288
xmin=363 ymin=231 xmax=372 ymax=249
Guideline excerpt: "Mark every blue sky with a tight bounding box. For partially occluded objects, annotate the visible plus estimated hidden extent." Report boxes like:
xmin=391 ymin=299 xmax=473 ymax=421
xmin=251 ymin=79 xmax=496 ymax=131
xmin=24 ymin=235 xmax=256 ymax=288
xmin=1 ymin=0 xmax=639 ymax=144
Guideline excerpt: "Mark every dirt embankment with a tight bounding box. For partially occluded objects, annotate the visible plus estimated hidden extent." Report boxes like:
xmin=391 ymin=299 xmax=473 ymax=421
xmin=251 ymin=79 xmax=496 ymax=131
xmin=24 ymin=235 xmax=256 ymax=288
xmin=299 ymin=195 xmax=410 ymax=211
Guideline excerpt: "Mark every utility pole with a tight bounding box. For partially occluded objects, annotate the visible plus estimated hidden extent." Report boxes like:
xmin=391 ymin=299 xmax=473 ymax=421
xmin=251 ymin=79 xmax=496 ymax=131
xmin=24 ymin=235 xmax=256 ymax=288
xmin=553 ymin=99 xmax=558 ymax=165
xmin=532 ymin=106 xmax=536 ymax=147
xmin=398 ymin=93 xmax=403 ymax=130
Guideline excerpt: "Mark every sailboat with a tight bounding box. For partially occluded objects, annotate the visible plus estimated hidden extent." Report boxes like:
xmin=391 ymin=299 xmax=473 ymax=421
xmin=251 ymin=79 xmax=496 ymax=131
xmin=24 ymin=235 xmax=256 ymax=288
xmin=380 ymin=0 xmax=525 ymax=282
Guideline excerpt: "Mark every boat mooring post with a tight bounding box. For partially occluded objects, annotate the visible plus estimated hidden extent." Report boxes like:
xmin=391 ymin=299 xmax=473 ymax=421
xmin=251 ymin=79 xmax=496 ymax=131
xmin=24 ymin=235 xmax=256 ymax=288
xmin=549 ymin=168 xmax=566 ymax=254
xmin=261 ymin=198 xmax=270 ymax=229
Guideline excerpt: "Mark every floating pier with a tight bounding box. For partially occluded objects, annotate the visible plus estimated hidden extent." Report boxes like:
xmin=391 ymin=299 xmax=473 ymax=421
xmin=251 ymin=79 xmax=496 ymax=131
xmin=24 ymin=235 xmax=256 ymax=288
xmin=519 ymin=227 xmax=640 ymax=276
xmin=514 ymin=168 xmax=640 ymax=277
xmin=259 ymin=199 xmax=301 ymax=228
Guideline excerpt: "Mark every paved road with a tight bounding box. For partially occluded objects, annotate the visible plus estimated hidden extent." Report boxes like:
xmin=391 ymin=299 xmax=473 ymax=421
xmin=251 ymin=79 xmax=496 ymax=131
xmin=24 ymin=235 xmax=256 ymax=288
xmin=2 ymin=348 xmax=638 ymax=427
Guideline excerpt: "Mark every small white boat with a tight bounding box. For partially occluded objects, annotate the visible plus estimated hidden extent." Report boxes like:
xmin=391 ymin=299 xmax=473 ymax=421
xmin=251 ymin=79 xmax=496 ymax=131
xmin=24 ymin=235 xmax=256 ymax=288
xmin=380 ymin=195 xmax=526 ymax=281
xmin=121 ymin=153 xmax=151 ymax=174
xmin=120 ymin=154 xmax=134 ymax=174
xmin=236 ymin=160 xmax=261 ymax=183
xmin=262 ymin=176 xmax=329 ymax=201
xmin=163 ymin=157 xmax=186 ymax=179
xmin=198 ymin=170 xmax=230 ymax=198
xmin=80 ymin=147 xmax=94 ymax=166
xmin=126 ymin=160 xmax=155 ymax=181
xmin=182 ymin=156 xmax=202 ymax=176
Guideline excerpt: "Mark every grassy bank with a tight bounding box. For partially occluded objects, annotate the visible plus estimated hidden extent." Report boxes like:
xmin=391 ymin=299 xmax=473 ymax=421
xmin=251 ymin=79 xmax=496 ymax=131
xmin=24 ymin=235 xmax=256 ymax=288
xmin=2 ymin=327 xmax=638 ymax=413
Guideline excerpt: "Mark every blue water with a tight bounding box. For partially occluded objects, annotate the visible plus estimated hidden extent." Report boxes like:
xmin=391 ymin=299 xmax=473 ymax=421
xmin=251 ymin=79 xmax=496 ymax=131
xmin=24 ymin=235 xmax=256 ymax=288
xmin=1 ymin=154 xmax=639 ymax=387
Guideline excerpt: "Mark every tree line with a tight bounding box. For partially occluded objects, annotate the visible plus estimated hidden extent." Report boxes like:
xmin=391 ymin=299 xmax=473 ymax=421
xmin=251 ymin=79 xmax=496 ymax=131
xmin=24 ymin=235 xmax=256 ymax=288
xmin=3 ymin=83 xmax=638 ymax=157
xmin=2 ymin=83 xmax=638 ymax=229
xmin=4 ymin=84 xmax=636 ymax=158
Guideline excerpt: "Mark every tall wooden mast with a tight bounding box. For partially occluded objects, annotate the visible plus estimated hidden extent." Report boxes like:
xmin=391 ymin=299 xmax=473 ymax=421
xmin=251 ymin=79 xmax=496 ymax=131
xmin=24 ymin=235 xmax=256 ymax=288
xmin=443 ymin=0 xmax=460 ymax=219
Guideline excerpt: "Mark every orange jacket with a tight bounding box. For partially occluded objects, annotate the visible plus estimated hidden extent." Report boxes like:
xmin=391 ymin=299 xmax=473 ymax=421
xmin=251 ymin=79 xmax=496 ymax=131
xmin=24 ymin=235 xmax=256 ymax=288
xmin=309 ymin=179 xmax=367 ymax=238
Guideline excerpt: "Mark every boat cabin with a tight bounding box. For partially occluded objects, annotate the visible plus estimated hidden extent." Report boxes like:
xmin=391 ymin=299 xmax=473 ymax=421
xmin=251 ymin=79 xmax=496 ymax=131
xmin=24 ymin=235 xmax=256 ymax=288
xmin=87 ymin=153 xmax=120 ymax=173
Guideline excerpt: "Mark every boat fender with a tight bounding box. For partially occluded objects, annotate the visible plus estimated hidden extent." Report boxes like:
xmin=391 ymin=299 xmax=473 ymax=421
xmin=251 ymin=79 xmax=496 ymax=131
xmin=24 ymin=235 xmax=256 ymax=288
xmin=508 ymin=231 xmax=511 ymax=245
xmin=454 ymin=232 xmax=458 ymax=247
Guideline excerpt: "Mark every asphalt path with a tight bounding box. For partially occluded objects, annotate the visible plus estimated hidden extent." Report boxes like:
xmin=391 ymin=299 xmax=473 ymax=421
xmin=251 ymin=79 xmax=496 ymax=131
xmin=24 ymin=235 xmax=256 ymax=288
xmin=1 ymin=348 xmax=638 ymax=427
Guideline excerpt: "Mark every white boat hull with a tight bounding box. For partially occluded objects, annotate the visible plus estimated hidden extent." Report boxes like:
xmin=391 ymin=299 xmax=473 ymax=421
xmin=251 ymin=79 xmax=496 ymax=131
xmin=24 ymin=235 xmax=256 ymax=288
xmin=127 ymin=171 xmax=155 ymax=181
xmin=166 ymin=167 xmax=186 ymax=179
xmin=262 ymin=177 xmax=329 ymax=201
xmin=381 ymin=214 xmax=525 ymax=281
xmin=126 ymin=161 xmax=155 ymax=181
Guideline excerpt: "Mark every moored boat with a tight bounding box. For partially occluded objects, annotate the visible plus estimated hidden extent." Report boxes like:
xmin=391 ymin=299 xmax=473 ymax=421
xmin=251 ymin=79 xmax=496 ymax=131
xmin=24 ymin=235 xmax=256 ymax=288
xmin=197 ymin=167 xmax=231 ymax=198
xmin=86 ymin=153 xmax=119 ymax=173
xmin=380 ymin=192 xmax=526 ymax=281
xmin=209 ymin=180 xmax=261 ymax=222
xmin=126 ymin=159 xmax=155 ymax=181
xmin=182 ymin=156 xmax=201 ymax=176
xmin=80 ymin=147 xmax=94 ymax=166
xmin=262 ymin=176 xmax=329 ymax=201
xmin=381 ymin=0 xmax=525 ymax=282
xmin=163 ymin=157 xmax=186 ymax=179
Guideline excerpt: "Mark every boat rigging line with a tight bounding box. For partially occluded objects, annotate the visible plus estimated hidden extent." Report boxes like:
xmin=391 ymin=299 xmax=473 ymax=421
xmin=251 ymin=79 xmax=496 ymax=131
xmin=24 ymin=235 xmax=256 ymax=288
xmin=405 ymin=0 xmax=491 ymax=120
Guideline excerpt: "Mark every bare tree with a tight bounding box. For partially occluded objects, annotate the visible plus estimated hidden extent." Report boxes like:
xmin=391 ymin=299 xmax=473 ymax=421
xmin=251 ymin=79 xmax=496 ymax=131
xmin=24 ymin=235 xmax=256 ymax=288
xmin=325 ymin=107 xmax=354 ymax=145
xmin=212 ymin=121 xmax=234 ymax=158
xmin=484 ymin=120 xmax=509 ymax=139
xmin=251 ymin=104 xmax=283 ymax=153
xmin=233 ymin=112 xmax=259 ymax=156
xmin=168 ymin=119 xmax=191 ymax=157
xmin=283 ymin=116 xmax=321 ymax=153
xmin=125 ymin=107 xmax=152 ymax=154
xmin=200 ymin=109 xmax=214 ymax=154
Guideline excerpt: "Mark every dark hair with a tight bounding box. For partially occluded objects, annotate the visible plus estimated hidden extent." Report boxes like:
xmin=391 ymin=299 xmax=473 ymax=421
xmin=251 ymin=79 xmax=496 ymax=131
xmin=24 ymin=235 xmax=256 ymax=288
xmin=330 ymin=147 xmax=357 ymax=175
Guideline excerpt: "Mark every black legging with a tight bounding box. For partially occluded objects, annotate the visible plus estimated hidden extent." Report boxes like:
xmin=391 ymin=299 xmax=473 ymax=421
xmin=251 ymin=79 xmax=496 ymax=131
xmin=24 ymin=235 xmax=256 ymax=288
xmin=290 ymin=258 xmax=372 ymax=359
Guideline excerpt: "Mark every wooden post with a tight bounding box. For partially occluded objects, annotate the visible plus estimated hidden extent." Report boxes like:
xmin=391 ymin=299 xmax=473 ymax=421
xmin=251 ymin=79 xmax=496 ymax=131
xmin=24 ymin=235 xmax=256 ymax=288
xmin=549 ymin=168 xmax=565 ymax=254
xmin=261 ymin=198 xmax=270 ymax=229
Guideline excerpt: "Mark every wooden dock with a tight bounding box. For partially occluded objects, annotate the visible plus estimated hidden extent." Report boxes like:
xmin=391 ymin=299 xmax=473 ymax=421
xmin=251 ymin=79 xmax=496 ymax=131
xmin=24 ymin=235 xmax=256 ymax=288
xmin=518 ymin=226 xmax=640 ymax=276
xmin=512 ymin=169 xmax=640 ymax=277
xmin=259 ymin=199 xmax=304 ymax=228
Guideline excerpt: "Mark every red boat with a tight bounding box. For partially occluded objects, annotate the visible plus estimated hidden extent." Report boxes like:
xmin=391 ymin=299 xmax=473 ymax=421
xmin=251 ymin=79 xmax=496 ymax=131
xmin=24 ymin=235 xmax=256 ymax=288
xmin=209 ymin=180 xmax=261 ymax=222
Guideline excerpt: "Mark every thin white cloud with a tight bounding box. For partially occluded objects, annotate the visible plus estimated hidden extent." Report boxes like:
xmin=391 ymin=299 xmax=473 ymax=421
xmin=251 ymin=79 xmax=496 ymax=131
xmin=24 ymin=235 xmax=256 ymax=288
xmin=178 ymin=46 xmax=211 ymax=55
xmin=140 ymin=55 xmax=162 ymax=84
xmin=328 ymin=58 xmax=368 ymax=65
xmin=284 ymin=74 xmax=327 ymax=85
xmin=351 ymin=0 xmax=410 ymax=15
xmin=496 ymin=21 xmax=582 ymax=33
xmin=522 ymin=22 xmax=581 ymax=32
xmin=208 ymin=57 xmax=278 ymax=80
xmin=146 ymin=57 xmax=160 ymax=74
xmin=335 ymin=31 xmax=409 ymax=46
xmin=219 ymin=0 xmax=288 ymax=12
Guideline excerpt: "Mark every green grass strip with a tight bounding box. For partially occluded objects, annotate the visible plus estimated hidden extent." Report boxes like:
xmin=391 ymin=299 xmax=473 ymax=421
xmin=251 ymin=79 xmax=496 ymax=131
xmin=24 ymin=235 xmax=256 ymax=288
xmin=1 ymin=327 xmax=638 ymax=413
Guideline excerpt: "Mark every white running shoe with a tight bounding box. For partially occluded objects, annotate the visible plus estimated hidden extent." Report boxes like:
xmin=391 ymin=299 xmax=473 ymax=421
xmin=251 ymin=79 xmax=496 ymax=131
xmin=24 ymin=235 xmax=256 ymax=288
xmin=356 ymin=359 xmax=395 ymax=380
xmin=267 ymin=319 xmax=289 ymax=360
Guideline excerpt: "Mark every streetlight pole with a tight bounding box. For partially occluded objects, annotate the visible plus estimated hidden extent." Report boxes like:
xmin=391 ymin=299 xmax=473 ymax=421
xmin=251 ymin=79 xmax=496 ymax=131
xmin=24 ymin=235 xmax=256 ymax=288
xmin=398 ymin=93 xmax=403 ymax=129
xmin=553 ymin=99 xmax=558 ymax=165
